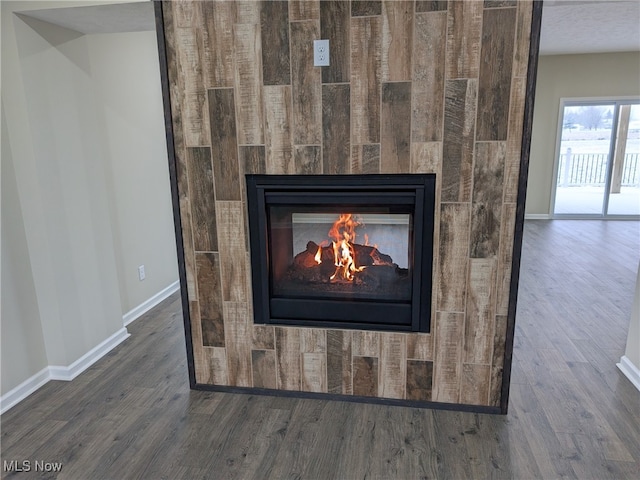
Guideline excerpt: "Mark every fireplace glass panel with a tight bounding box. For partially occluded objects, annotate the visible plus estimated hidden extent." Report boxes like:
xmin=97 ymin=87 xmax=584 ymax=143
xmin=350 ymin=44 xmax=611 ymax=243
xmin=268 ymin=206 xmax=413 ymax=303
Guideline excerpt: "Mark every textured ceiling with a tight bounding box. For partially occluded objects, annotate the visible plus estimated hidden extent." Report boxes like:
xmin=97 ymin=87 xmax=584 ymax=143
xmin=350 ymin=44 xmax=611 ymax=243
xmin=15 ymin=0 xmax=640 ymax=55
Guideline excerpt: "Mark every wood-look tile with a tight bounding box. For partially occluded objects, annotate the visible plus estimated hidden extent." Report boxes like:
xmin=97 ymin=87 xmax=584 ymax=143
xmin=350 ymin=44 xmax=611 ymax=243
xmin=275 ymin=327 xmax=301 ymax=391
xmin=251 ymin=349 xmax=277 ymax=389
xmin=437 ymin=203 xmax=470 ymax=312
xmin=353 ymin=356 xmax=378 ymax=397
xmin=433 ymin=311 xmax=463 ymax=403
xmin=301 ymin=353 xmax=327 ymax=393
xmin=406 ymin=360 xmax=433 ymax=401
xmin=379 ymin=333 xmax=407 ymax=399
xmin=234 ymin=23 xmax=264 ymax=145
xmin=260 ymin=0 xmax=291 ymax=86
xmin=196 ymin=253 xmax=225 ymax=347
xmin=235 ymin=1 xmax=261 ymax=24
xmin=351 ymin=144 xmax=380 ymax=174
xmin=352 ymin=330 xmax=380 ymax=357
xmin=215 ymin=202 xmax=248 ymax=302
xmin=208 ymin=88 xmax=241 ymax=201
xmin=264 ymin=86 xmax=294 ymax=174
xmin=381 ymin=82 xmax=411 ymax=173
xmin=411 ymin=142 xmax=442 ymax=175
xmin=352 ymin=1 xmax=382 ymax=17
xmin=294 ymin=145 xmax=322 ymax=174
xmin=471 ymin=141 xmax=506 ymax=258
xmin=186 ymin=147 xmax=217 ymax=252
xmin=484 ymin=1 xmax=517 ymax=8
xmin=416 ymin=1 xmax=448 ymax=13
xmin=504 ymin=77 xmax=527 ymax=204
xmin=327 ymin=330 xmax=352 ymax=395
xmin=239 ymin=145 xmax=266 ymax=176
xmin=200 ymin=0 xmax=236 ymax=88
xmin=301 ymin=329 xmax=326 ymax=353
xmin=476 ymin=7 xmax=516 ymax=141
xmin=172 ymin=0 xmax=198 ymax=28
xmin=191 ymin=299 xmax=207 ymax=383
xmin=252 ymin=325 xmax=275 ymax=350
xmin=222 ymin=302 xmax=252 ymax=387
xmin=183 ymin=92 xmax=211 ymax=147
xmin=289 ymin=0 xmax=320 ymax=21
xmin=442 ymin=79 xmax=477 ymax=202
xmin=175 ymin=27 xmax=201 ymax=94
xmin=489 ymin=314 xmax=508 ymax=406
xmin=381 ymin=0 xmax=413 ymax=82
xmin=322 ymin=84 xmax=351 ymax=174
xmin=460 ymin=363 xmax=491 ymax=405
xmin=464 ymin=258 xmax=497 ymax=365
xmin=496 ymin=203 xmax=516 ymax=316
xmin=174 ymin=147 xmax=197 ymax=301
xmin=514 ymin=1 xmax=533 ymax=78
xmin=445 ymin=0 xmax=482 ymax=79
xmin=412 ymin=11 xmax=446 ymax=142
xmin=407 ymin=334 xmax=433 ymax=361
xmin=351 ymin=16 xmax=381 ymax=144
xmin=205 ymin=346 xmax=229 ymax=386
xmin=290 ymin=21 xmax=322 ymax=145
xmin=320 ymin=0 xmax=350 ymax=83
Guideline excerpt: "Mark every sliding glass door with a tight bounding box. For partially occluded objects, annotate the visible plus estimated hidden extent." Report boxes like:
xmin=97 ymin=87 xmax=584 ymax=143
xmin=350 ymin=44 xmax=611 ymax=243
xmin=552 ymin=100 xmax=640 ymax=218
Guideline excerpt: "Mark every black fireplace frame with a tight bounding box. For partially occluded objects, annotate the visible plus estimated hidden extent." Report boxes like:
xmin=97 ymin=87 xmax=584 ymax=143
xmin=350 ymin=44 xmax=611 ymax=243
xmin=246 ymin=174 xmax=436 ymax=333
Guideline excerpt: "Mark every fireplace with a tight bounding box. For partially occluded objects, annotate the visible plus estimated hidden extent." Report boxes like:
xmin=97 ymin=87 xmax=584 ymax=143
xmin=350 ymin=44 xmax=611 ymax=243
xmin=246 ymin=175 xmax=436 ymax=333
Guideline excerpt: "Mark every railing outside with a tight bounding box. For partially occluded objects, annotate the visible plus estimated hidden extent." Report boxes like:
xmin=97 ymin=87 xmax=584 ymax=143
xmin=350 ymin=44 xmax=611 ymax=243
xmin=557 ymin=149 xmax=640 ymax=187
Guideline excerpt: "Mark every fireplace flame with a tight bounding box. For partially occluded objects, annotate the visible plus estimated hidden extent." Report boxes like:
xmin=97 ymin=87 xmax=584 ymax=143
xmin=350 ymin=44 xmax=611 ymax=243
xmin=314 ymin=245 xmax=322 ymax=264
xmin=325 ymin=214 xmax=366 ymax=281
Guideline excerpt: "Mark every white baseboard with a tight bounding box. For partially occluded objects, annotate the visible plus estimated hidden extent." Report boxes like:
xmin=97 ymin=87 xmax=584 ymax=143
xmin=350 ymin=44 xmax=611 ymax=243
xmin=0 ymin=367 xmax=51 ymax=415
xmin=524 ymin=214 xmax=552 ymax=220
xmin=123 ymin=280 xmax=180 ymax=326
xmin=0 ymin=327 xmax=130 ymax=415
xmin=617 ymin=355 xmax=640 ymax=392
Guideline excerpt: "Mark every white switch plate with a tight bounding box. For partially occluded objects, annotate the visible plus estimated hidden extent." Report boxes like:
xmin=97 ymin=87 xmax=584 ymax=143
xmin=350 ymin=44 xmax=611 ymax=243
xmin=314 ymin=39 xmax=330 ymax=67
xmin=138 ymin=265 xmax=146 ymax=281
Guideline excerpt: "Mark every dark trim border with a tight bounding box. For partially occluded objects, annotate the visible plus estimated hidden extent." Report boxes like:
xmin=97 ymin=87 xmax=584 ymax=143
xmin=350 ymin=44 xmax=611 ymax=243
xmin=154 ymin=0 xmax=196 ymax=389
xmin=499 ymin=0 xmax=544 ymax=414
xmin=191 ymin=383 xmax=502 ymax=415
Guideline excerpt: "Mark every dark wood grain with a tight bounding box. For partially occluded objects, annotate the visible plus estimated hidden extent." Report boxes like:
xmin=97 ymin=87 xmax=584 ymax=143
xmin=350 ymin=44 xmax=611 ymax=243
xmin=290 ymin=0 xmax=320 ymax=21
xmin=200 ymin=0 xmax=236 ymax=88
xmin=322 ymin=84 xmax=350 ymax=174
xmin=186 ymin=147 xmax=217 ymax=252
xmin=412 ymin=11 xmax=446 ymax=142
xmin=353 ymin=356 xmax=378 ymax=396
xmin=445 ymin=0 xmax=482 ymax=79
xmin=208 ymin=88 xmax=240 ymax=201
xmin=261 ymin=0 xmax=291 ymax=86
xmin=196 ymin=253 xmax=225 ymax=347
xmin=351 ymin=144 xmax=380 ymax=174
xmin=471 ymin=142 xmax=506 ymax=258
xmin=351 ymin=16 xmax=381 ymax=144
xmin=476 ymin=7 xmax=516 ymax=141
xmin=381 ymin=0 xmax=413 ymax=81
xmin=275 ymin=327 xmax=301 ymax=391
xmin=484 ymin=0 xmax=517 ymax=7
xmin=320 ymin=0 xmax=350 ymax=83
xmin=406 ymin=360 xmax=433 ymax=401
xmin=327 ymin=329 xmax=352 ymax=395
xmin=290 ymin=20 xmax=322 ymax=145
xmin=239 ymin=145 xmax=266 ymax=176
xmin=437 ymin=203 xmax=470 ymax=312
xmin=251 ymin=349 xmax=277 ymax=389
xmin=490 ymin=314 xmax=508 ymax=406
xmin=352 ymin=1 xmax=381 ymax=16
xmin=381 ymin=82 xmax=411 ymax=173
xmin=442 ymin=79 xmax=476 ymax=202
xmin=294 ymin=145 xmax=322 ymax=174
xmin=416 ymin=1 xmax=448 ymax=12
xmin=496 ymin=204 xmax=516 ymax=316
xmin=252 ymin=325 xmax=275 ymax=350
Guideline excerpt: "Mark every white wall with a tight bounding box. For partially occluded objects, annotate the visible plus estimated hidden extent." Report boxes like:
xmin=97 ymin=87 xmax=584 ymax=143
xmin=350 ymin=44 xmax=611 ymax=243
xmin=527 ymin=52 xmax=640 ymax=215
xmin=1 ymin=0 xmax=177 ymax=399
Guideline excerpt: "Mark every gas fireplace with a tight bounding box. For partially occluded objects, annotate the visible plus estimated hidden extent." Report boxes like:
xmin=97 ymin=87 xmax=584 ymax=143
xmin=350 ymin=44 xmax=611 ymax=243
xmin=246 ymin=175 xmax=436 ymax=333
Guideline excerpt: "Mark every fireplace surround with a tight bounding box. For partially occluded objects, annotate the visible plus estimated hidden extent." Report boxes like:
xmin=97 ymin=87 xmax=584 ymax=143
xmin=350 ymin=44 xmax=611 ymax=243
xmin=246 ymin=174 xmax=436 ymax=333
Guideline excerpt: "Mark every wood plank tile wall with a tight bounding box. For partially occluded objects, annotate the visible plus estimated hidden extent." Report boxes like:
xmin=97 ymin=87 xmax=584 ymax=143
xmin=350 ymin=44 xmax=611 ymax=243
xmin=161 ymin=0 xmax=534 ymax=408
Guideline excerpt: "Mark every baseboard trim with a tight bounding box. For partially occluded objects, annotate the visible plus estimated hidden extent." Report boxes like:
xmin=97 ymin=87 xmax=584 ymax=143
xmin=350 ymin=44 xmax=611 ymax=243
xmin=524 ymin=214 xmax=551 ymax=220
xmin=0 ymin=327 xmax=130 ymax=415
xmin=123 ymin=280 xmax=180 ymax=326
xmin=617 ymin=355 xmax=640 ymax=392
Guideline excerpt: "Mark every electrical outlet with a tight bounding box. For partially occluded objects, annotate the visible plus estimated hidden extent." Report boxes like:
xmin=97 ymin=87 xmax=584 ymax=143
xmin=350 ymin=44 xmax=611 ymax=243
xmin=138 ymin=265 xmax=146 ymax=281
xmin=314 ymin=39 xmax=330 ymax=67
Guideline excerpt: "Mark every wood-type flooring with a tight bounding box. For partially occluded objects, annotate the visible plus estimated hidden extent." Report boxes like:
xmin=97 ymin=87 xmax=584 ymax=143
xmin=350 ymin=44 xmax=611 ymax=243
xmin=2 ymin=220 xmax=639 ymax=479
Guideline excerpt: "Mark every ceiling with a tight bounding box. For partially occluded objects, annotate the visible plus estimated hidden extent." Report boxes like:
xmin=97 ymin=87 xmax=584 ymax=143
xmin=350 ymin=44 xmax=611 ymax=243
xmin=15 ymin=0 xmax=640 ymax=56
